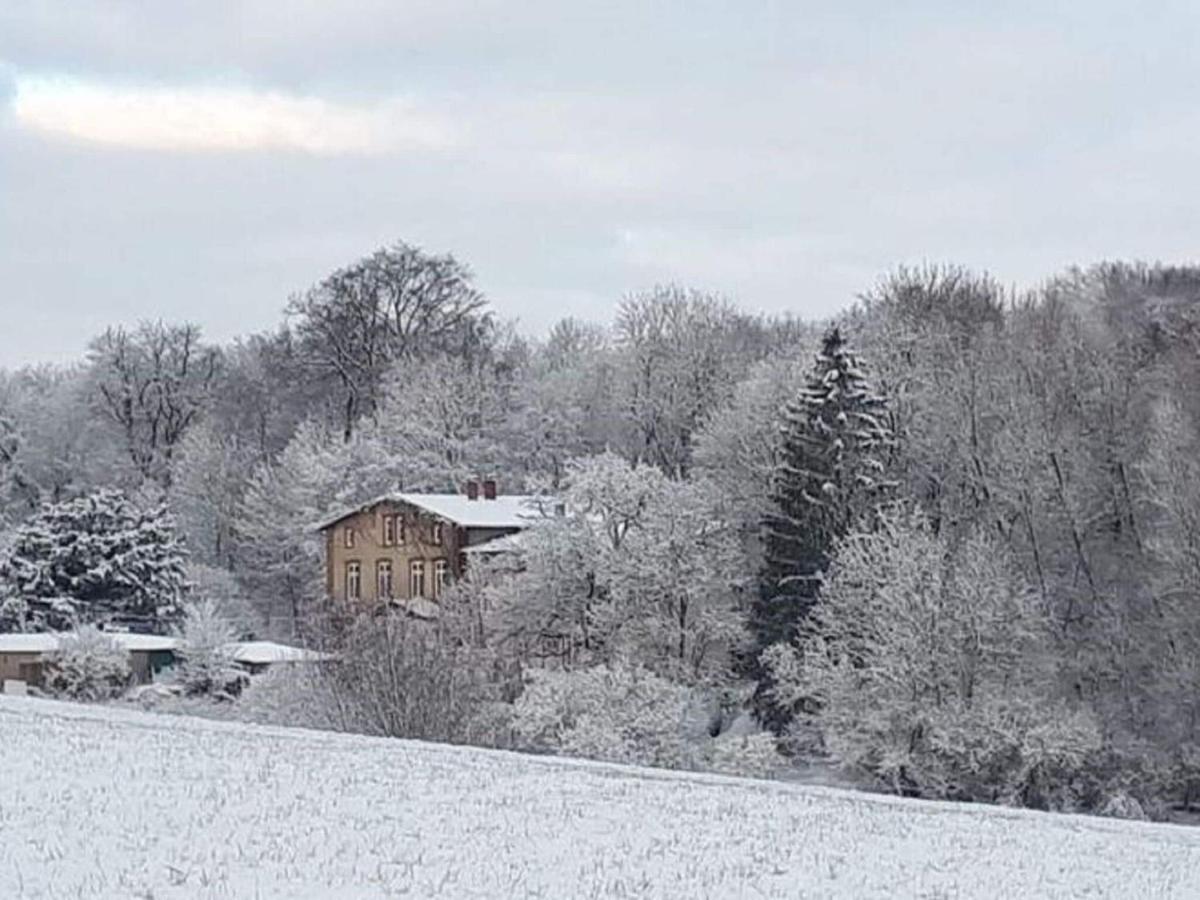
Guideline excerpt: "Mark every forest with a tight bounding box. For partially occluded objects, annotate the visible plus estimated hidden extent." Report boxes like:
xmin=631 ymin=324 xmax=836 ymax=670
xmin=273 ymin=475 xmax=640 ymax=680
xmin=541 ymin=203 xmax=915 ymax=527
xmin=2 ymin=242 xmax=1199 ymax=820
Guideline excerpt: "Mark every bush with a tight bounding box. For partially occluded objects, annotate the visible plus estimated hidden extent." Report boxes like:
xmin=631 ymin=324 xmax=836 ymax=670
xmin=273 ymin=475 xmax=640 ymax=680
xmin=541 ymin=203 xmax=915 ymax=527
xmin=44 ymin=627 xmax=131 ymax=701
xmin=511 ymin=664 xmax=785 ymax=777
xmin=173 ymin=597 xmax=248 ymax=700
xmin=308 ymin=611 xmax=506 ymax=745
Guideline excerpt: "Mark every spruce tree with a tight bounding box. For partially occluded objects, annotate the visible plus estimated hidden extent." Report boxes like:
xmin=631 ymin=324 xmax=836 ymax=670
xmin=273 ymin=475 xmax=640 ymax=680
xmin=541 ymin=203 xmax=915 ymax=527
xmin=750 ymin=327 xmax=893 ymax=725
xmin=0 ymin=488 xmax=187 ymax=632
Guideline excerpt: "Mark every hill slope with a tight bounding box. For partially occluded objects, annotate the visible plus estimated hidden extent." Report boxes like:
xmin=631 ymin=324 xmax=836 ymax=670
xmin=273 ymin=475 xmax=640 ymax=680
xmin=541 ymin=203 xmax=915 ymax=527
xmin=1 ymin=696 xmax=1197 ymax=899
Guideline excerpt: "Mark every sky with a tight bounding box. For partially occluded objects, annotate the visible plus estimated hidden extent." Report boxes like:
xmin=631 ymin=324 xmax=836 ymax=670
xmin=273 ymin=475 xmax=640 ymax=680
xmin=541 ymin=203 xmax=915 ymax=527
xmin=2 ymin=2 xmax=1200 ymax=365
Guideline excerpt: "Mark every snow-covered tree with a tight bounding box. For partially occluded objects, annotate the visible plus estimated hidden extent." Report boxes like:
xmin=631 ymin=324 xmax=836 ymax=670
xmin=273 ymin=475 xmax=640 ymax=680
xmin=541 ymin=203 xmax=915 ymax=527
xmin=751 ymin=327 xmax=894 ymax=715
xmin=173 ymin=597 xmax=247 ymax=699
xmin=168 ymin=421 xmax=253 ymax=568
xmin=763 ymin=507 xmax=1099 ymax=807
xmin=692 ymin=352 xmax=812 ymax=568
xmin=0 ymin=489 xmax=187 ymax=632
xmin=43 ymin=626 xmax=132 ymax=701
xmin=487 ymin=453 xmax=748 ymax=682
xmin=0 ymin=364 xmax=138 ymax=507
xmin=184 ymin=562 xmax=261 ymax=639
xmin=365 ymin=354 xmax=521 ymax=492
xmin=236 ymin=420 xmax=393 ymax=634
xmin=615 ymin=287 xmax=753 ymax=478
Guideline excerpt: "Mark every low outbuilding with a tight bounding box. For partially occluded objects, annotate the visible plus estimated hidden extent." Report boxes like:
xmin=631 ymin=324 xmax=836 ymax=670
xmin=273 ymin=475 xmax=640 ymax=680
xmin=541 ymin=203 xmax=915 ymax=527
xmin=0 ymin=631 xmax=178 ymax=689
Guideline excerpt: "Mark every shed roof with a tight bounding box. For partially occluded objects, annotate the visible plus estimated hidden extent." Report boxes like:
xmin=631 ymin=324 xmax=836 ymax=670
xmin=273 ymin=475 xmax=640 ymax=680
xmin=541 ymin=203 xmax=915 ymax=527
xmin=0 ymin=632 xmax=178 ymax=654
xmin=228 ymin=641 xmax=334 ymax=665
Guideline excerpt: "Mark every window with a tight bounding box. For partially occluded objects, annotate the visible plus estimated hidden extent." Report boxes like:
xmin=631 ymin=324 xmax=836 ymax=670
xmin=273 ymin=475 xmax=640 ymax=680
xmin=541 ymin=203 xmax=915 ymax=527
xmin=397 ymin=516 xmax=406 ymax=545
xmin=345 ymin=561 xmax=361 ymax=600
xmin=376 ymin=559 xmax=393 ymax=599
xmin=410 ymin=560 xmax=426 ymax=598
xmin=433 ymin=559 xmax=448 ymax=598
xmin=343 ymin=526 xmax=355 ymax=549
xmin=432 ymin=521 xmax=444 ymax=546
xmin=382 ymin=515 xmax=396 ymax=547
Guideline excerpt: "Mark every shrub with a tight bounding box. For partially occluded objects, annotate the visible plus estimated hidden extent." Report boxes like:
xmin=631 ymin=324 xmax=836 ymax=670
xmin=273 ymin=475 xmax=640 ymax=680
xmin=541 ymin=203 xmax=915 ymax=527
xmin=173 ymin=597 xmax=248 ymax=700
xmin=511 ymin=663 xmax=785 ymax=777
xmin=311 ymin=611 xmax=504 ymax=745
xmin=44 ymin=627 xmax=131 ymax=701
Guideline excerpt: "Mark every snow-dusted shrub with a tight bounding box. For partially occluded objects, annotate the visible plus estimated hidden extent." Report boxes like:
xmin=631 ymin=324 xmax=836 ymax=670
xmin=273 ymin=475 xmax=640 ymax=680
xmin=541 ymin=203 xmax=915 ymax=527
xmin=173 ymin=597 xmax=248 ymax=700
xmin=311 ymin=611 xmax=503 ymax=744
xmin=43 ymin=627 xmax=131 ymax=701
xmin=1098 ymin=791 xmax=1148 ymax=821
xmin=512 ymin=664 xmax=785 ymax=777
xmin=217 ymin=665 xmax=330 ymax=728
xmin=703 ymin=731 xmax=787 ymax=779
xmin=764 ymin=507 xmax=1100 ymax=808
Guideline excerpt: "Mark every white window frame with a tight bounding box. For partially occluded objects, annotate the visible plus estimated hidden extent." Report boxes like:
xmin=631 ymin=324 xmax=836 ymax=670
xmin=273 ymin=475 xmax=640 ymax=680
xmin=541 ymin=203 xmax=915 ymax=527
xmin=433 ymin=559 xmax=448 ymax=598
xmin=382 ymin=514 xmax=396 ymax=547
xmin=410 ymin=560 xmax=426 ymax=598
xmin=345 ymin=560 xmax=361 ymax=600
xmin=432 ymin=521 xmax=444 ymax=546
xmin=343 ymin=526 xmax=355 ymax=549
xmin=376 ymin=559 xmax=393 ymax=599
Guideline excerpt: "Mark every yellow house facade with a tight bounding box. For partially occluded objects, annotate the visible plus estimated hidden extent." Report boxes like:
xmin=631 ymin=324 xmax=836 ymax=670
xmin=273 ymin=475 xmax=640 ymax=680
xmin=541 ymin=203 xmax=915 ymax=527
xmin=317 ymin=482 xmax=545 ymax=611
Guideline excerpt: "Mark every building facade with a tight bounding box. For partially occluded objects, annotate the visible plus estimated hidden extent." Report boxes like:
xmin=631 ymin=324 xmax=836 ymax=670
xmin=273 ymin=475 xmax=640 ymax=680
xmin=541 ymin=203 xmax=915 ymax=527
xmin=318 ymin=482 xmax=544 ymax=608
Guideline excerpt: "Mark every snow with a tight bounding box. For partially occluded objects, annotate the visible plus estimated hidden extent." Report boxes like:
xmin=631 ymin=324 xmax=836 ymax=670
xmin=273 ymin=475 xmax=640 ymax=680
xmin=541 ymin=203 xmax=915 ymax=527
xmin=313 ymin=492 xmax=551 ymax=531
xmin=2 ymin=697 xmax=1198 ymax=899
xmin=0 ymin=633 xmax=326 ymax=663
xmin=395 ymin=493 xmax=549 ymax=529
xmin=227 ymin=640 xmax=334 ymax=665
xmin=0 ymin=631 xmax=177 ymax=654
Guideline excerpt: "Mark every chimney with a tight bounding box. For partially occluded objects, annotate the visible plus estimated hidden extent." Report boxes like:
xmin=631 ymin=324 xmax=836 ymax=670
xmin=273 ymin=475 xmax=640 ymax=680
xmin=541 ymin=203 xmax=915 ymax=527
xmin=482 ymin=478 xmax=497 ymax=500
xmin=465 ymin=480 xmax=479 ymax=501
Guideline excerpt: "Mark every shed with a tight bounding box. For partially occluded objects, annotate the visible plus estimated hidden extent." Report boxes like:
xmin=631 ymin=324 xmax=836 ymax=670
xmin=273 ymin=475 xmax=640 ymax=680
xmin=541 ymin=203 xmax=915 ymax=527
xmin=0 ymin=632 xmax=178 ymax=690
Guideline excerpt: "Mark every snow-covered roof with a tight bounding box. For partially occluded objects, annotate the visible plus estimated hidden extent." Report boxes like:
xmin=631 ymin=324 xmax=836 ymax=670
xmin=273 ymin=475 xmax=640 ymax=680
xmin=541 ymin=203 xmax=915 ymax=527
xmin=461 ymin=530 xmax=530 ymax=555
xmin=0 ymin=632 xmax=178 ymax=654
xmin=315 ymin=492 xmax=553 ymax=531
xmin=227 ymin=641 xmax=334 ymax=665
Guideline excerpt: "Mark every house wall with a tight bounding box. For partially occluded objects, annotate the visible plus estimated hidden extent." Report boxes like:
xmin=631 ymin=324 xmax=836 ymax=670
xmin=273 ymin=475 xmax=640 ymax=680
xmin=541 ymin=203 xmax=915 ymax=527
xmin=0 ymin=650 xmax=162 ymax=688
xmin=0 ymin=652 xmax=45 ymax=686
xmin=324 ymin=501 xmax=510 ymax=605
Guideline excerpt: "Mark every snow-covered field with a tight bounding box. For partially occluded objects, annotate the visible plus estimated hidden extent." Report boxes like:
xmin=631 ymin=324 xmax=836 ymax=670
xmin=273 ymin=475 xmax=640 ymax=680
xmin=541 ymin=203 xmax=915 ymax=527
xmin=1 ymin=697 xmax=1197 ymax=899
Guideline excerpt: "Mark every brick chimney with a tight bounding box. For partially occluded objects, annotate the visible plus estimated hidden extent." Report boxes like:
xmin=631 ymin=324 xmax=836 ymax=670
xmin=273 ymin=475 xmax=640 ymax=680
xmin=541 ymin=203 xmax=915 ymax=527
xmin=482 ymin=478 xmax=497 ymax=500
xmin=465 ymin=480 xmax=479 ymax=501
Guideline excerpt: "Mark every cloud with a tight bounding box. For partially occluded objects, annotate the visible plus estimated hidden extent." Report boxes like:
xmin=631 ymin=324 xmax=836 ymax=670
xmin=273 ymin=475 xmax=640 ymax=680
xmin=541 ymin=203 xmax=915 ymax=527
xmin=10 ymin=75 xmax=451 ymax=154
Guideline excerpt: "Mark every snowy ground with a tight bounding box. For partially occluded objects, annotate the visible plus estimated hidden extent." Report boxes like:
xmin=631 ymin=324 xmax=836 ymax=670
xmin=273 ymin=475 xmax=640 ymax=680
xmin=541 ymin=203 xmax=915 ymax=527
xmin=2 ymin=697 xmax=1198 ymax=899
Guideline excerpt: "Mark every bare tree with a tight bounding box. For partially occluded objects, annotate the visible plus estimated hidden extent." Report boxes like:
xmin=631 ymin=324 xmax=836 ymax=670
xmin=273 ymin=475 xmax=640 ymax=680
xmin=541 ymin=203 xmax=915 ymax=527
xmin=88 ymin=321 xmax=220 ymax=485
xmin=287 ymin=241 xmax=492 ymax=441
xmin=615 ymin=286 xmax=751 ymax=478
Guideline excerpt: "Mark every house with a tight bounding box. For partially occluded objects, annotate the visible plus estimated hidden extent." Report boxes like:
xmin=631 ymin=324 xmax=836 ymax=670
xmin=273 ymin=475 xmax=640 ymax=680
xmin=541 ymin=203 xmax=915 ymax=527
xmin=316 ymin=479 xmax=551 ymax=608
xmin=0 ymin=631 xmax=178 ymax=689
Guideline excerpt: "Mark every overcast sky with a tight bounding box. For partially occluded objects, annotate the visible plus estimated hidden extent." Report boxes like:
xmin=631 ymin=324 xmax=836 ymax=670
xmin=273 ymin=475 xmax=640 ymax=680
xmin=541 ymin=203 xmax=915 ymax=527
xmin=2 ymin=2 xmax=1199 ymax=365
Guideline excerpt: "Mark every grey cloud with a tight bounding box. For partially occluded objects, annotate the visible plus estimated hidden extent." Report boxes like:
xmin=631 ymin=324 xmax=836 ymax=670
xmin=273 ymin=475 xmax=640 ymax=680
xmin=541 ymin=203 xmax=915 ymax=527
xmin=4 ymin=2 xmax=1200 ymax=364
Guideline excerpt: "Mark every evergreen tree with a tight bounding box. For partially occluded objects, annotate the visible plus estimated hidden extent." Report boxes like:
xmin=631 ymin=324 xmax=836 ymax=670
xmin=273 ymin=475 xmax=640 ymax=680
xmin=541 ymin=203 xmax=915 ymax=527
xmin=0 ymin=488 xmax=187 ymax=632
xmin=750 ymin=327 xmax=893 ymax=724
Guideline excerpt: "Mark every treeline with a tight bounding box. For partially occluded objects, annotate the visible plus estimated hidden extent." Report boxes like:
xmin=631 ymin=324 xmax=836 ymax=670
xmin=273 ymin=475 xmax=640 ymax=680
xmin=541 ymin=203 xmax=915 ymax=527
xmin=2 ymin=245 xmax=1200 ymax=817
